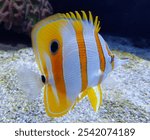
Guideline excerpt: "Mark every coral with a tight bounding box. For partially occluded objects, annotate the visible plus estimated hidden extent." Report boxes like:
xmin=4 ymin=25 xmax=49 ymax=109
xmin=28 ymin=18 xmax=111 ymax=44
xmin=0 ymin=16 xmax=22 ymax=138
xmin=0 ymin=0 xmax=53 ymax=35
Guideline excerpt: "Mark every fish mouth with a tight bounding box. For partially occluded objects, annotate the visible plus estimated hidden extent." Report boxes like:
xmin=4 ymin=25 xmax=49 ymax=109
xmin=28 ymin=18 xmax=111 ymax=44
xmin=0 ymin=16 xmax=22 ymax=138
xmin=121 ymin=57 xmax=129 ymax=60
xmin=120 ymin=57 xmax=129 ymax=64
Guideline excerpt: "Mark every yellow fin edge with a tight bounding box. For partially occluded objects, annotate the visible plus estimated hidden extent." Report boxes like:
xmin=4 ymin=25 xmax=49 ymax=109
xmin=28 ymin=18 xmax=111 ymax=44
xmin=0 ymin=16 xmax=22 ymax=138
xmin=64 ymin=10 xmax=101 ymax=32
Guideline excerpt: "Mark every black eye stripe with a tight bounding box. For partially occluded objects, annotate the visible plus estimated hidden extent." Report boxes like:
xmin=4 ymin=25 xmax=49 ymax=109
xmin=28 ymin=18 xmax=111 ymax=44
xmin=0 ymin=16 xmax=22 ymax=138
xmin=50 ymin=40 xmax=59 ymax=54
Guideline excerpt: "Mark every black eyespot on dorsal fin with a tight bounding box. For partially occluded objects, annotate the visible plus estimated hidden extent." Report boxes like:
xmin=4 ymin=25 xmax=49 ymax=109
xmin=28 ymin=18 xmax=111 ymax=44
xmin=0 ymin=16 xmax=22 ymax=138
xmin=41 ymin=75 xmax=46 ymax=84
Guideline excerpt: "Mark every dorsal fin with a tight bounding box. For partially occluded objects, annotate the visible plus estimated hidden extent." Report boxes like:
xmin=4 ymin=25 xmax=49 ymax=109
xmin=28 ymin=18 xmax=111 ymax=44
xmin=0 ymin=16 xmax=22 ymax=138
xmin=75 ymin=11 xmax=82 ymax=20
xmin=64 ymin=11 xmax=101 ymax=33
xmin=33 ymin=11 xmax=100 ymax=33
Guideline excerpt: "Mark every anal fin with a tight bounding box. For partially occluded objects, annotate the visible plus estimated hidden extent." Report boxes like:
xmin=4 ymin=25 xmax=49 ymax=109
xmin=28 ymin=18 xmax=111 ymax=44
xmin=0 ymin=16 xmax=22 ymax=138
xmin=44 ymin=84 xmax=72 ymax=118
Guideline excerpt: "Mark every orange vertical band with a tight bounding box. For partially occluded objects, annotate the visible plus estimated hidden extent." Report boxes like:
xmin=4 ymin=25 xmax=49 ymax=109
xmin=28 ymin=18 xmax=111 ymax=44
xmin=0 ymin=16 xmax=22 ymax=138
xmin=72 ymin=21 xmax=88 ymax=91
xmin=94 ymin=32 xmax=106 ymax=72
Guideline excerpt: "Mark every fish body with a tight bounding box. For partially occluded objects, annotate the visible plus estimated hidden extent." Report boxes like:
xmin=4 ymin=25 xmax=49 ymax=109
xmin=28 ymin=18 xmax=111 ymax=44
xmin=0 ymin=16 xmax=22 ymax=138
xmin=30 ymin=11 xmax=128 ymax=117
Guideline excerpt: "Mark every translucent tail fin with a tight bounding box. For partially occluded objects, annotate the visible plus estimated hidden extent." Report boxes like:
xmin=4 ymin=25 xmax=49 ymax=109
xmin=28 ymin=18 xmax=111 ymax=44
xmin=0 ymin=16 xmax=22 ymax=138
xmin=16 ymin=65 xmax=44 ymax=100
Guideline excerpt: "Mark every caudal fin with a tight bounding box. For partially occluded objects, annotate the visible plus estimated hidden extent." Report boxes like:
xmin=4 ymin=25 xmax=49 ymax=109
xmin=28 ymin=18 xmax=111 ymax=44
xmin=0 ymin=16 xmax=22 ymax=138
xmin=16 ymin=65 xmax=44 ymax=100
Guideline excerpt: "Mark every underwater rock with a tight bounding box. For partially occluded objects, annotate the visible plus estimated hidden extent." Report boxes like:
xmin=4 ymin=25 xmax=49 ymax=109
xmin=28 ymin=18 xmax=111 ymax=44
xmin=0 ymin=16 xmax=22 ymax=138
xmin=0 ymin=0 xmax=53 ymax=35
xmin=0 ymin=36 xmax=150 ymax=122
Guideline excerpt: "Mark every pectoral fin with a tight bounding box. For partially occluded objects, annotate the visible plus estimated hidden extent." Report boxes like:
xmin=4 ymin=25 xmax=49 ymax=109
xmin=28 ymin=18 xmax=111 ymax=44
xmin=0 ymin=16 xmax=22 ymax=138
xmin=76 ymin=90 xmax=88 ymax=102
xmin=44 ymin=84 xmax=72 ymax=118
xmin=71 ymin=90 xmax=88 ymax=110
xmin=87 ymin=84 xmax=103 ymax=112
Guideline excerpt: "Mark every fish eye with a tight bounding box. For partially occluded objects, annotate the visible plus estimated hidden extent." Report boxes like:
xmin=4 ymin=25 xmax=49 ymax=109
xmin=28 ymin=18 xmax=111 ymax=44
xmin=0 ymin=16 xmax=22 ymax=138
xmin=41 ymin=75 xmax=46 ymax=84
xmin=111 ymin=55 xmax=114 ymax=63
xmin=50 ymin=40 xmax=59 ymax=54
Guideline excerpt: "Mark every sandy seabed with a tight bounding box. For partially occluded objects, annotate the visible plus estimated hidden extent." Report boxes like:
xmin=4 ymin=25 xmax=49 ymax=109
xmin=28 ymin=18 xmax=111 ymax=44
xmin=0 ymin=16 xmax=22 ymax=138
xmin=0 ymin=35 xmax=150 ymax=123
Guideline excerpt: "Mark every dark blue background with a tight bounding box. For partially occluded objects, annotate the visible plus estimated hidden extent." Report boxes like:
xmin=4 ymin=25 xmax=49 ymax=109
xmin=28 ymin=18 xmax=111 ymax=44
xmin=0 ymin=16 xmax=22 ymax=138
xmin=0 ymin=0 xmax=149 ymax=46
xmin=50 ymin=0 xmax=150 ymax=39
